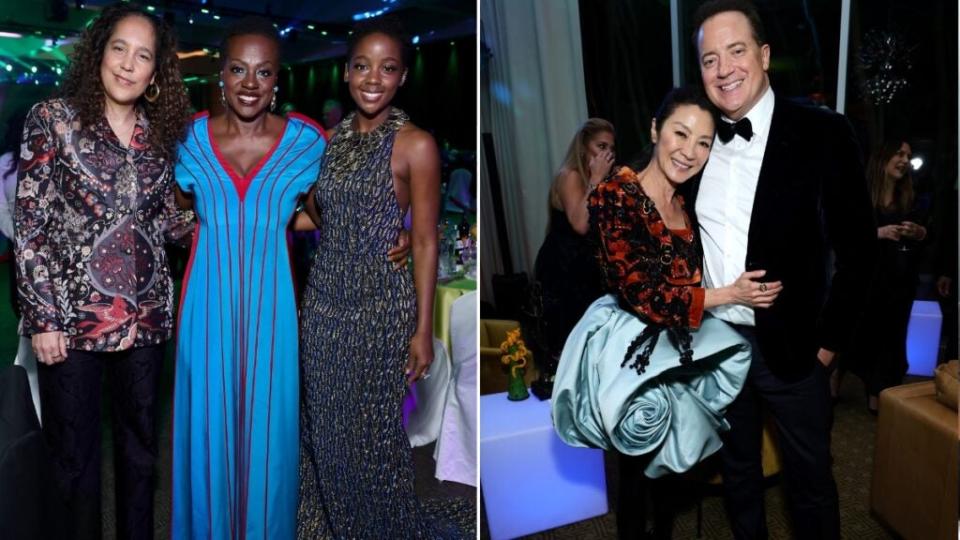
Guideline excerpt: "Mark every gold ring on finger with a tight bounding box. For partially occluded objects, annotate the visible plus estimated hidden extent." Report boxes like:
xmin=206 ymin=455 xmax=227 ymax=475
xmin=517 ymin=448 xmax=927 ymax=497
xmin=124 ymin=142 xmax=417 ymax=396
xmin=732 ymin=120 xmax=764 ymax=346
xmin=759 ymin=283 xmax=768 ymax=292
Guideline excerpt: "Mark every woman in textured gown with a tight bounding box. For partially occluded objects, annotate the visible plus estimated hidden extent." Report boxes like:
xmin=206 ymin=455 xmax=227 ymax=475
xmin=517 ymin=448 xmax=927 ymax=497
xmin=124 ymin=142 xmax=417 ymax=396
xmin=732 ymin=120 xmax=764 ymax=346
xmin=551 ymin=88 xmax=782 ymax=538
xmin=531 ymin=119 xmax=614 ymax=388
xmin=170 ymin=19 xmax=328 ymax=539
xmin=297 ymin=17 xmax=473 ymax=539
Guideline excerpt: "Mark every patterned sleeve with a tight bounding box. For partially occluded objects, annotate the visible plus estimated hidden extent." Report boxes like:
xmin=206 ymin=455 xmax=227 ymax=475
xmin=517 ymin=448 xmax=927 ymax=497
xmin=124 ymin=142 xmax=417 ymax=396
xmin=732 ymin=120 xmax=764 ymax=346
xmin=14 ymin=102 xmax=63 ymax=333
xmin=589 ymin=176 xmax=705 ymax=329
xmin=160 ymin=178 xmax=196 ymax=248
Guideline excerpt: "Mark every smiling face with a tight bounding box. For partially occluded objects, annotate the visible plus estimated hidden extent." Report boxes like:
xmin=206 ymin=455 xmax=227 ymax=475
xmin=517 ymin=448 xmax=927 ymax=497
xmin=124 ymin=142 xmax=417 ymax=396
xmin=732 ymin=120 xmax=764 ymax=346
xmin=221 ymin=33 xmax=280 ymax=120
xmin=99 ymin=15 xmax=157 ymax=108
xmin=651 ymin=104 xmax=715 ymax=185
xmin=885 ymin=142 xmax=912 ymax=181
xmin=697 ymin=10 xmax=770 ymax=120
xmin=344 ymin=32 xmax=406 ymax=121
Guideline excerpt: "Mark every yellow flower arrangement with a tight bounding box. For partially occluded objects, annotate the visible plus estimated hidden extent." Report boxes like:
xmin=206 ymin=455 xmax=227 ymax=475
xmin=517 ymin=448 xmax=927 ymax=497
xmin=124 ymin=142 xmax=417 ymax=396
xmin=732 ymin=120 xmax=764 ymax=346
xmin=499 ymin=327 xmax=529 ymax=378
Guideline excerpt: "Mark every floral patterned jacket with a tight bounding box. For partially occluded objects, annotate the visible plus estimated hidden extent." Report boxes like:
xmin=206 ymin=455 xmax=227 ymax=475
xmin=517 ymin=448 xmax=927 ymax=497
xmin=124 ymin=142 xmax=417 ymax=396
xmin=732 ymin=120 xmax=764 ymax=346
xmin=588 ymin=167 xmax=706 ymax=329
xmin=15 ymin=98 xmax=194 ymax=352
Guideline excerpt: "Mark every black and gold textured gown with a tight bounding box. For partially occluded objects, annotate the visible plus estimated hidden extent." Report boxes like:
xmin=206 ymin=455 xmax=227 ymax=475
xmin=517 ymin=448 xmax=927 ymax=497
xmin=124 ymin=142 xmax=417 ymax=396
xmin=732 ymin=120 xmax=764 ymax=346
xmin=297 ymin=108 xmax=474 ymax=539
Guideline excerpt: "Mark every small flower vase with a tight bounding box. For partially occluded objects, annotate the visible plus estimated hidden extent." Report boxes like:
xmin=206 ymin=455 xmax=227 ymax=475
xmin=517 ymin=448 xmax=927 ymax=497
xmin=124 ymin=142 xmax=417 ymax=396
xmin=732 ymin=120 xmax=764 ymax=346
xmin=506 ymin=367 xmax=529 ymax=401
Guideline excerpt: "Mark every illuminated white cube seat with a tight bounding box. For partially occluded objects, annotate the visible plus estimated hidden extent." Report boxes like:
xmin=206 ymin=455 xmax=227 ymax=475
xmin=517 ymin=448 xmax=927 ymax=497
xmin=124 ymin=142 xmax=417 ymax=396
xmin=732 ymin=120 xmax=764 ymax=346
xmin=480 ymin=392 xmax=608 ymax=539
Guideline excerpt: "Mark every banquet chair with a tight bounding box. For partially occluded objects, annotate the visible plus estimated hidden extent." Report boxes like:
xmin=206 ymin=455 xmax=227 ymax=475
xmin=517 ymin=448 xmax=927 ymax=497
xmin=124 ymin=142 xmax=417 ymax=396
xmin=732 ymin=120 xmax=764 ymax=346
xmin=433 ymin=291 xmax=477 ymax=486
xmin=406 ymin=337 xmax=452 ymax=447
xmin=14 ymin=337 xmax=41 ymax=424
xmin=0 ymin=365 xmax=59 ymax=538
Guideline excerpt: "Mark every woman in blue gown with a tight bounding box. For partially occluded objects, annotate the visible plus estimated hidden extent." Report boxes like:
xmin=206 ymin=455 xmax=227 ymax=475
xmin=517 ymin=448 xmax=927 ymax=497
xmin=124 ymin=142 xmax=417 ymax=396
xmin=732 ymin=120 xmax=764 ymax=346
xmin=171 ymin=19 xmax=322 ymax=539
xmin=167 ymin=17 xmax=334 ymax=539
xmin=552 ymin=88 xmax=783 ymax=538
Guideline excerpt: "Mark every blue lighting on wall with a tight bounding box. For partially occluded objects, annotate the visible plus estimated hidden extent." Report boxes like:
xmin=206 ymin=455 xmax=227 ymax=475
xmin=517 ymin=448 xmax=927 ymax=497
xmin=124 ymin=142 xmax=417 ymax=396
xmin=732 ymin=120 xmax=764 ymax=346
xmin=352 ymin=8 xmax=390 ymax=21
xmin=491 ymin=82 xmax=512 ymax=105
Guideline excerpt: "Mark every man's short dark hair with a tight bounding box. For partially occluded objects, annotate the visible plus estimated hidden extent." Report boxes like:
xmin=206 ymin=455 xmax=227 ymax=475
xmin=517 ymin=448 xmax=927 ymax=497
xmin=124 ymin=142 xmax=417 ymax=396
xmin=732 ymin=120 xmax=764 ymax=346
xmin=690 ymin=0 xmax=767 ymax=53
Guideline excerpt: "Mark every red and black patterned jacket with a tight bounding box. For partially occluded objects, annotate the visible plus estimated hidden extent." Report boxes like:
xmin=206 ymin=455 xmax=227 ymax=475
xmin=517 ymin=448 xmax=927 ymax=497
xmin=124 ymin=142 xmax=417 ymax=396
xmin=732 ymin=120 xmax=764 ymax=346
xmin=588 ymin=166 xmax=705 ymax=329
xmin=15 ymin=98 xmax=194 ymax=352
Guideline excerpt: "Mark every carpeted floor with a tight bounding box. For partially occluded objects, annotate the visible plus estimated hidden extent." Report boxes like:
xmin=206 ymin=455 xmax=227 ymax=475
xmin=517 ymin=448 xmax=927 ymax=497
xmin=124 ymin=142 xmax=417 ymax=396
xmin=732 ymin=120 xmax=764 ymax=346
xmin=480 ymin=373 xmax=910 ymax=539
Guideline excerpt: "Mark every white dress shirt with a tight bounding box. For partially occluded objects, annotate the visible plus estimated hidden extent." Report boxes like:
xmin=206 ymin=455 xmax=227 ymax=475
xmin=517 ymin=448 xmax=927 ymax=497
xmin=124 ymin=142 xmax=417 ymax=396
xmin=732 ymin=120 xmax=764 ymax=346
xmin=696 ymin=87 xmax=775 ymax=326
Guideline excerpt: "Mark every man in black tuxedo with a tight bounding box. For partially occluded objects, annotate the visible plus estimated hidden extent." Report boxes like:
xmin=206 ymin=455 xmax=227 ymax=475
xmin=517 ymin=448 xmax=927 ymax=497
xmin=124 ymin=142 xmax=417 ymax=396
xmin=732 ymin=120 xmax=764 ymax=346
xmin=688 ymin=1 xmax=878 ymax=538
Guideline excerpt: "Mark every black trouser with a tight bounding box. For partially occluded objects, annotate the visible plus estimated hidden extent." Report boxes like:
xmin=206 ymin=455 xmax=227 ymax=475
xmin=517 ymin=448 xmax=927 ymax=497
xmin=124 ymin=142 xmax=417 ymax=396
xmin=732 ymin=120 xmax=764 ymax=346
xmin=37 ymin=344 xmax=164 ymax=540
xmin=720 ymin=327 xmax=839 ymax=540
xmin=616 ymin=453 xmax=679 ymax=539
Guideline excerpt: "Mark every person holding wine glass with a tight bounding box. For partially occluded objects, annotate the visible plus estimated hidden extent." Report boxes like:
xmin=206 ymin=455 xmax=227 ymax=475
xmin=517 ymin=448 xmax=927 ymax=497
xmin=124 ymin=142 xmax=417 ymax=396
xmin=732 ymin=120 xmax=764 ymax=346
xmin=843 ymin=140 xmax=926 ymax=413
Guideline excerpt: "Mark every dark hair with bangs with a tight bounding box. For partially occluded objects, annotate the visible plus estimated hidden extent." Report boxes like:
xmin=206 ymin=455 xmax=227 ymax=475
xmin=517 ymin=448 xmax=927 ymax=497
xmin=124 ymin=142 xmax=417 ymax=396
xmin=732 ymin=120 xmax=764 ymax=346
xmin=653 ymin=86 xmax=718 ymax=135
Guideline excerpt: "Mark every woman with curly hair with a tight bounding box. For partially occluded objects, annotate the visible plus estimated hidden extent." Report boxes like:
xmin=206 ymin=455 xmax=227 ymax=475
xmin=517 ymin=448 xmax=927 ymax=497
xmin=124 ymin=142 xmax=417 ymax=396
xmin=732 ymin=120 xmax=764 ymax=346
xmin=14 ymin=3 xmax=191 ymax=538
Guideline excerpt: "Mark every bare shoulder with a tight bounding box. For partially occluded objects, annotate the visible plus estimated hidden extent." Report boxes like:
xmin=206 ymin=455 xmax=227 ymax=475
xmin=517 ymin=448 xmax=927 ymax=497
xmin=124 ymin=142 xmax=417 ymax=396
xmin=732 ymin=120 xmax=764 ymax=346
xmin=395 ymin=121 xmax=438 ymax=156
xmin=556 ymin=167 xmax=581 ymax=187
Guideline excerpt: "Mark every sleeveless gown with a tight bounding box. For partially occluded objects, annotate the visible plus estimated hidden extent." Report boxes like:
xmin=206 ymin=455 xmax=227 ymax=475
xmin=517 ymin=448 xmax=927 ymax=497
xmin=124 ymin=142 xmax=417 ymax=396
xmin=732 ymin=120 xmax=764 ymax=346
xmin=297 ymin=108 xmax=473 ymax=539
xmin=171 ymin=112 xmax=326 ymax=539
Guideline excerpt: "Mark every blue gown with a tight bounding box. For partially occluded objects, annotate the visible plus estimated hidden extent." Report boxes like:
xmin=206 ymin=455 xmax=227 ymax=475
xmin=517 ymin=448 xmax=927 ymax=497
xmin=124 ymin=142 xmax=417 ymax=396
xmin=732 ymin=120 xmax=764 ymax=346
xmin=171 ymin=112 xmax=326 ymax=539
xmin=552 ymin=295 xmax=752 ymax=478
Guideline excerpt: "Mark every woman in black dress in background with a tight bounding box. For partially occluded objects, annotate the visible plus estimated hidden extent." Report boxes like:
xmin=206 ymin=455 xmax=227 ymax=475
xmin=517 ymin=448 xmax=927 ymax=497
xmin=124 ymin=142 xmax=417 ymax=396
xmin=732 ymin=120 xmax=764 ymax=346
xmin=531 ymin=119 xmax=615 ymax=394
xmin=846 ymin=140 xmax=927 ymax=413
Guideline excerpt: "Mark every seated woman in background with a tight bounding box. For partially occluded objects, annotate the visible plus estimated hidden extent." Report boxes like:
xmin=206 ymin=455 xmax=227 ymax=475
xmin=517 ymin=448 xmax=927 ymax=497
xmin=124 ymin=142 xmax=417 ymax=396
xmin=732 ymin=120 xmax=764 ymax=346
xmin=531 ymin=118 xmax=615 ymax=394
xmin=552 ymin=87 xmax=782 ymax=539
xmin=843 ymin=140 xmax=927 ymax=413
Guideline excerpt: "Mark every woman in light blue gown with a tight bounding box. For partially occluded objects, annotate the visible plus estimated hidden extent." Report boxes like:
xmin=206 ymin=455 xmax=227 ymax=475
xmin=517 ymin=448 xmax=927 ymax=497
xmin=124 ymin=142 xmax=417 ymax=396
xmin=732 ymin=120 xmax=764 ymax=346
xmin=551 ymin=88 xmax=783 ymax=538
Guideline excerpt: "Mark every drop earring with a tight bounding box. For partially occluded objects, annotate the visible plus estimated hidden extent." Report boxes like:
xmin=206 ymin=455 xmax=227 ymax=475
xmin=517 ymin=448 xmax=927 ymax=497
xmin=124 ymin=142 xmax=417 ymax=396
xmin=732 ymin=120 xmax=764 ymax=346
xmin=271 ymin=85 xmax=278 ymax=112
xmin=218 ymin=80 xmax=226 ymax=106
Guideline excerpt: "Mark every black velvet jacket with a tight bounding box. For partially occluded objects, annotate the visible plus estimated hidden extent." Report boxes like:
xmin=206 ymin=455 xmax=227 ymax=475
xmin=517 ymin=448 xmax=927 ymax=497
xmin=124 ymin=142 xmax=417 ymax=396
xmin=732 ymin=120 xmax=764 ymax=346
xmin=687 ymin=98 xmax=879 ymax=380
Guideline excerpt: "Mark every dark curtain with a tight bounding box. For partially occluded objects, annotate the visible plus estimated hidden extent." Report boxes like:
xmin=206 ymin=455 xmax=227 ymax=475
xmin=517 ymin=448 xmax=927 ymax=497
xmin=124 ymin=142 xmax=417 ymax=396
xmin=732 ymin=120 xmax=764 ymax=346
xmin=578 ymin=0 xmax=673 ymax=167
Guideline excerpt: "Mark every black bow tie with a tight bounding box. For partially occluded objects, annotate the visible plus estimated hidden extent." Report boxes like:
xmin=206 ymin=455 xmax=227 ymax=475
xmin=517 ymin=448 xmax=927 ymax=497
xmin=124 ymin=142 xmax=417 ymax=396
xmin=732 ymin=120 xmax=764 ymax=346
xmin=717 ymin=117 xmax=753 ymax=143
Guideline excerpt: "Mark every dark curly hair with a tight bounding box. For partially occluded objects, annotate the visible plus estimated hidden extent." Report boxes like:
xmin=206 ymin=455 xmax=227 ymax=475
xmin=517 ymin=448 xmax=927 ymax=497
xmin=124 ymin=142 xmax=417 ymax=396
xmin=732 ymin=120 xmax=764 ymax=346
xmin=59 ymin=3 xmax=189 ymax=160
xmin=347 ymin=15 xmax=410 ymax=66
